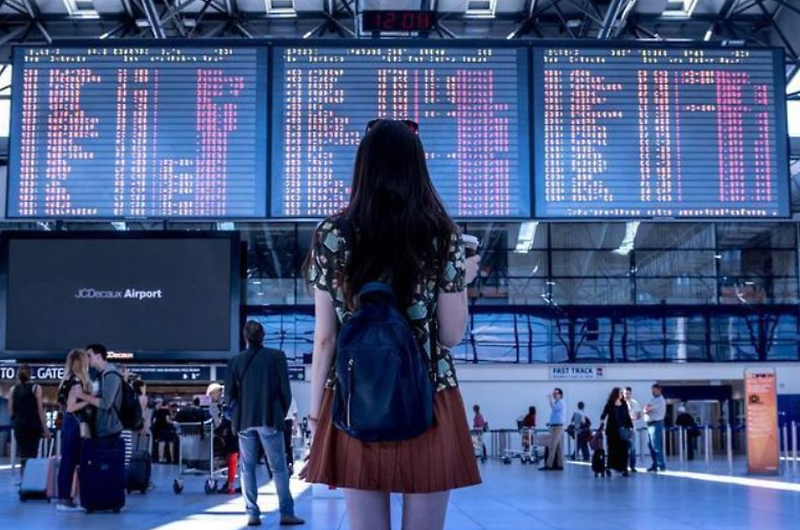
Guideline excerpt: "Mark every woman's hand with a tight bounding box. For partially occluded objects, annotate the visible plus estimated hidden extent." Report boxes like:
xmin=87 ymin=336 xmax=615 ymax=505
xmin=465 ymin=255 xmax=481 ymax=285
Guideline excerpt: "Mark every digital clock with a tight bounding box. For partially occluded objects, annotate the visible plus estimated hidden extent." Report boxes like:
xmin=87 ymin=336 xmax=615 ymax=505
xmin=362 ymin=10 xmax=437 ymax=33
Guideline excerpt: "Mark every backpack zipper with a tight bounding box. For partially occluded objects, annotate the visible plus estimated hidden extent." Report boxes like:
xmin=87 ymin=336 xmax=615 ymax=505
xmin=346 ymin=359 xmax=354 ymax=428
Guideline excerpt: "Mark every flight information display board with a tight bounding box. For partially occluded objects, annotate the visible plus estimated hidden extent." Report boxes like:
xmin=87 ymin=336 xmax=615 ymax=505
xmin=8 ymin=45 xmax=268 ymax=218
xmin=533 ymin=46 xmax=789 ymax=218
xmin=271 ymin=45 xmax=531 ymax=218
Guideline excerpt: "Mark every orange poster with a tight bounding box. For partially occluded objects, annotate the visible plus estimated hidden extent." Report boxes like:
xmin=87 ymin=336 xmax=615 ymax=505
xmin=744 ymin=369 xmax=780 ymax=475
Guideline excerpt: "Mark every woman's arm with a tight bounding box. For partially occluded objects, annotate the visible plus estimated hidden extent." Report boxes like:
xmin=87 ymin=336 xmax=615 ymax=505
xmin=437 ymin=254 xmax=480 ymax=347
xmin=436 ymin=290 xmax=468 ymax=347
xmin=76 ymin=390 xmax=101 ymax=408
xmin=66 ymin=385 xmax=91 ymax=413
xmin=309 ymin=288 xmax=337 ymax=433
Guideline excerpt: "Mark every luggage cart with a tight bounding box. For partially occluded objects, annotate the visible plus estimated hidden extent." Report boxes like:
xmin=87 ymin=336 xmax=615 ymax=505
xmin=501 ymin=428 xmax=542 ymax=465
xmin=172 ymin=420 xmax=228 ymax=494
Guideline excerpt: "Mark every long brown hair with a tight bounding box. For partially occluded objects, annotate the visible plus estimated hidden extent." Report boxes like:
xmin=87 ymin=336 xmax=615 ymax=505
xmin=313 ymin=119 xmax=458 ymax=309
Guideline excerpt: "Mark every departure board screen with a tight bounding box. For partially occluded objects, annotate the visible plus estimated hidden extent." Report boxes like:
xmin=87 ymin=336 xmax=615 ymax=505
xmin=533 ymin=46 xmax=789 ymax=218
xmin=271 ymin=45 xmax=531 ymax=218
xmin=8 ymin=45 xmax=268 ymax=218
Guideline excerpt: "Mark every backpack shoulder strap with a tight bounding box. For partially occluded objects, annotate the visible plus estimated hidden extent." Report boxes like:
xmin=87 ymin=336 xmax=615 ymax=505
xmin=237 ymin=348 xmax=260 ymax=386
xmin=104 ymin=371 xmax=125 ymax=419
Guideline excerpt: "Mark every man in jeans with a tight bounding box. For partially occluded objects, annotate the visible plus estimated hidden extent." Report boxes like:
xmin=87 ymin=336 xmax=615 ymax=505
xmin=624 ymin=387 xmax=645 ymax=472
xmin=644 ymin=383 xmax=667 ymax=472
xmin=541 ymin=388 xmax=566 ymax=471
xmin=225 ymin=321 xmax=304 ymax=527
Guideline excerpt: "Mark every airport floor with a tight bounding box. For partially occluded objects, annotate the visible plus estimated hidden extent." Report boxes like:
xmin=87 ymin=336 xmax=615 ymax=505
xmin=2 ymin=458 xmax=800 ymax=530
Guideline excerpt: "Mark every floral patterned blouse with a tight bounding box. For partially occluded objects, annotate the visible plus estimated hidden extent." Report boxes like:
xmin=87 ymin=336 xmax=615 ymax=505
xmin=307 ymin=216 xmax=466 ymax=392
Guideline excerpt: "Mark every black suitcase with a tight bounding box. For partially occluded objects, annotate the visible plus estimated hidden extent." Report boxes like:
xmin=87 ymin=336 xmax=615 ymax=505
xmin=592 ymin=448 xmax=608 ymax=477
xmin=126 ymin=450 xmax=151 ymax=494
xmin=80 ymin=436 xmax=126 ymax=513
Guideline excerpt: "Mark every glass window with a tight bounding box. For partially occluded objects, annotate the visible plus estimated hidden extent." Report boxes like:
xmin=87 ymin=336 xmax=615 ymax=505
xmin=636 ymin=277 xmax=716 ymax=304
xmin=551 ymin=278 xmax=631 ymax=305
xmin=635 ymin=223 xmax=713 ymax=249
xmin=635 ymin=250 xmax=717 ymax=277
xmin=550 ymin=223 xmax=627 ymax=250
xmin=247 ymin=313 xmax=314 ymax=362
xmin=718 ymin=249 xmax=797 ymax=278
xmin=551 ymin=250 xmax=630 ymax=278
xmin=470 ymin=313 xmax=523 ymax=363
xmin=716 ymin=223 xmax=795 ymax=249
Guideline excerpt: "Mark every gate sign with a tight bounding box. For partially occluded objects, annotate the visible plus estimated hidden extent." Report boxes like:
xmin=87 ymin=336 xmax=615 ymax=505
xmin=0 ymin=364 xmax=64 ymax=382
xmin=745 ymin=368 xmax=780 ymax=475
xmin=549 ymin=365 xmax=605 ymax=381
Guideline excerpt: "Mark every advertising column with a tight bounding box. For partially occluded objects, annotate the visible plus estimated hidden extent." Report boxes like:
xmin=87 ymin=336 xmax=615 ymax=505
xmin=744 ymin=368 xmax=780 ymax=475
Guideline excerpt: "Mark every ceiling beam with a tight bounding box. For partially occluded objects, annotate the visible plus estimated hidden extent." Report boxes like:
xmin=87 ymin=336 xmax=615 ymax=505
xmin=598 ymin=0 xmax=625 ymax=39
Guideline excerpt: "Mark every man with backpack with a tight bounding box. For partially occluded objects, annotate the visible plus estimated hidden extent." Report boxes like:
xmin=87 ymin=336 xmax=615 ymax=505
xmin=80 ymin=344 xmax=139 ymax=512
xmin=224 ymin=321 xmax=304 ymax=527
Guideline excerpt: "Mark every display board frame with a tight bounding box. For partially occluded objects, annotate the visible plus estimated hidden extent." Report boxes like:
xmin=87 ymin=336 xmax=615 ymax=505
xmin=268 ymin=38 xmax=535 ymax=221
xmin=0 ymin=230 xmax=243 ymax=362
xmin=4 ymin=39 xmax=791 ymax=222
xmin=6 ymin=40 xmax=270 ymax=221
xmin=530 ymin=42 xmax=790 ymax=221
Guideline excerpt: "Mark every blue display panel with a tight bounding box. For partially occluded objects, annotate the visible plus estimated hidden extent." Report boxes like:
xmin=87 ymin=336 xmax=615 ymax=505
xmin=533 ymin=46 xmax=789 ymax=219
xmin=271 ymin=45 xmax=531 ymax=218
xmin=8 ymin=45 xmax=268 ymax=218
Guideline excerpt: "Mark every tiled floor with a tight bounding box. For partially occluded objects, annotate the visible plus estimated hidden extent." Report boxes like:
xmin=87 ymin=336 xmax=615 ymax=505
xmin=2 ymin=458 xmax=800 ymax=530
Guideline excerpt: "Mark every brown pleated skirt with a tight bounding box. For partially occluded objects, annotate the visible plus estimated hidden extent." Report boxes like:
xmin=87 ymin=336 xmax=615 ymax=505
xmin=306 ymin=387 xmax=482 ymax=494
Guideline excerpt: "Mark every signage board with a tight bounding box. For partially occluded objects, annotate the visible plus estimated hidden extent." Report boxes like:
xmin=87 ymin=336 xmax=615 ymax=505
xmin=744 ymin=368 xmax=780 ymax=475
xmin=549 ymin=365 xmax=605 ymax=381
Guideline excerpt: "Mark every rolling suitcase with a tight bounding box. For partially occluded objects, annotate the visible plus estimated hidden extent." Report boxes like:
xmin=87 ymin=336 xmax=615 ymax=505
xmin=80 ymin=436 xmax=126 ymax=513
xmin=18 ymin=438 xmax=56 ymax=502
xmin=126 ymin=450 xmax=151 ymax=494
xmin=592 ymin=448 xmax=609 ymax=477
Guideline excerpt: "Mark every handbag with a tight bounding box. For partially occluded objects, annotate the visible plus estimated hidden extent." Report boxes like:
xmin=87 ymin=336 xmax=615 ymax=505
xmin=619 ymin=427 xmax=633 ymax=442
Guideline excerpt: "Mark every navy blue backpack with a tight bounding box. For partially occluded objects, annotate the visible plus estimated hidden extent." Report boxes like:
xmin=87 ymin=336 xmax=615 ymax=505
xmin=332 ymin=282 xmax=434 ymax=442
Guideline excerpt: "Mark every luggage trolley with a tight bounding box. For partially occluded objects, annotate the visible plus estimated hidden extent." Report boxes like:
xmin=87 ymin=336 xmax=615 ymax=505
xmin=501 ymin=428 xmax=544 ymax=465
xmin=172 ymin=419 xmax=228 ymax=494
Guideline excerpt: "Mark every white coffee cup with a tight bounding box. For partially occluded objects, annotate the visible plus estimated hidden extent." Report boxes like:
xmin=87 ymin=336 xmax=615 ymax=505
xmin=462 ymin=234 xmax=480 ymax=258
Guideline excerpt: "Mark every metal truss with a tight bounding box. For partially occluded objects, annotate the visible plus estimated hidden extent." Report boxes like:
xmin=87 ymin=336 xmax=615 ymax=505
xmin=0 ymin=0 xmax=797 ymax=80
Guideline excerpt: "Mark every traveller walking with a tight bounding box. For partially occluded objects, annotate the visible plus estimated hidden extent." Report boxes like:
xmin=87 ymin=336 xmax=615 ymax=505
xmin=600 ymin=387 xmax=633 ymax=477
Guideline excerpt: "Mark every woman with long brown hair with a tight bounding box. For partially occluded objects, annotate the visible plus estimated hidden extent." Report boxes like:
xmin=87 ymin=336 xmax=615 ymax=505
xmin=302 ymin=119 xmax=482 ymax=530
xmin=600 ymin=386 xmax=634 ymax=477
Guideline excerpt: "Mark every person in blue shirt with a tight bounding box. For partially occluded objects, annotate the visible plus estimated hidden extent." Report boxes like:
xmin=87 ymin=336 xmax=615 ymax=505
xmin=541 ymin=388 xmax=566 ymax=471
